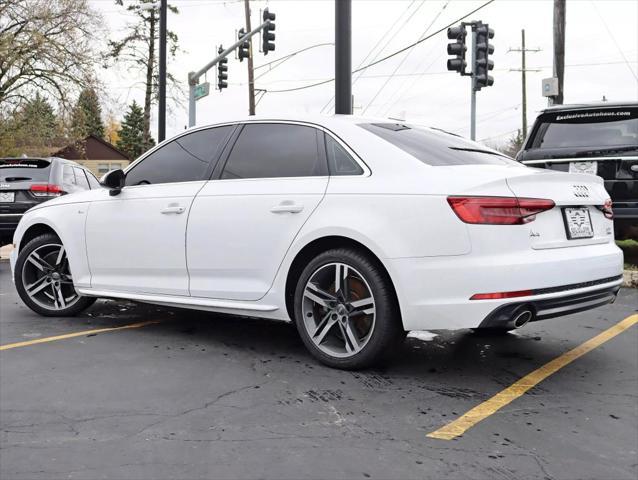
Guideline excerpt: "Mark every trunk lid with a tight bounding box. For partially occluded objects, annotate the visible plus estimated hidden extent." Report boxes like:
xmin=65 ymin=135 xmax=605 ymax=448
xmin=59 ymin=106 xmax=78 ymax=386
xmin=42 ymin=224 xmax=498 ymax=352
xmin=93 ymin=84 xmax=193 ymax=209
xmin=504 ymin=168 xmax=611 ymax=249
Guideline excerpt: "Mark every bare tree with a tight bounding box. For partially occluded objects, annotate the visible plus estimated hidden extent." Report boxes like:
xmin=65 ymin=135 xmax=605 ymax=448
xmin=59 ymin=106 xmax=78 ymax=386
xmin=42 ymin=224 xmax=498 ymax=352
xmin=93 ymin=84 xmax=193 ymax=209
xmin=0 ymin=0 xmax=103 ymax=111
xmin=107 ymin=0 xmax=180 ymax=151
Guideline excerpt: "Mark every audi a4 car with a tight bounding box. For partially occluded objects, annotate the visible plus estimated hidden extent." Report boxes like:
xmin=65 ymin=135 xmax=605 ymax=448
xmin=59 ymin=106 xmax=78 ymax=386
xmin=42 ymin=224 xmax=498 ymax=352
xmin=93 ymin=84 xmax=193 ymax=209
xmin=10 ymin=116 xmax=623 ymax=369
xmin=0 ymin=157 xmax=100 ymax=246
xmin=517 ymin=102 xmax=637 ymax=239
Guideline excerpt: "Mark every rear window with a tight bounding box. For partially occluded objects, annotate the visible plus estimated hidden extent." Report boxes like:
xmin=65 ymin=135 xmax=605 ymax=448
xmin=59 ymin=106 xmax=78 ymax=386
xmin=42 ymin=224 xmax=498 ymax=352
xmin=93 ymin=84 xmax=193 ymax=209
xmin=530 ymin=107 xmax=638 ymax=149
xmin=0 ymin=159 xmax=51 ymax=183
xmin=358 ymin=123 xmax=515 ymax=166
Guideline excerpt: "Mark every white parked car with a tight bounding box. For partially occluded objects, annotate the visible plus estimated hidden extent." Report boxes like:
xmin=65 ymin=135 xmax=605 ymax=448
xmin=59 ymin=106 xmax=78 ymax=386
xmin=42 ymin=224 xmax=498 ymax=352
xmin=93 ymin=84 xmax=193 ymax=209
xmin=10 ymin=116 xmax=623 ymax=369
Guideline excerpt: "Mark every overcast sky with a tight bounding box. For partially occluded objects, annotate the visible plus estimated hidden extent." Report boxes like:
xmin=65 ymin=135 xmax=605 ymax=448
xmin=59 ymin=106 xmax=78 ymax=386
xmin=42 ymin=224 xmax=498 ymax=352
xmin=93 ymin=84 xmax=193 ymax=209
xmin=90 ymin=0 xmax=638 ymax=145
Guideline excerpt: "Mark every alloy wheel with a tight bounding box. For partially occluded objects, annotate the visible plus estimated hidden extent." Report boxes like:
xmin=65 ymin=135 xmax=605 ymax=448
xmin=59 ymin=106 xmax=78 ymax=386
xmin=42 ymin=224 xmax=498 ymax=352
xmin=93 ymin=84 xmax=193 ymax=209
xmin=21 ymin=243 xmax=79 ymax=311
xmin=301 ymin=262 xmax=376 ymax=358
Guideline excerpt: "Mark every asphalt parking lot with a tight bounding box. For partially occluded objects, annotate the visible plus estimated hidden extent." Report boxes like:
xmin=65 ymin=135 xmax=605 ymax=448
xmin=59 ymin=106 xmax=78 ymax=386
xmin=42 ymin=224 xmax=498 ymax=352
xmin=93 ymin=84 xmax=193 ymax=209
xmin=1 ymin=260 xmax=637 ymax=480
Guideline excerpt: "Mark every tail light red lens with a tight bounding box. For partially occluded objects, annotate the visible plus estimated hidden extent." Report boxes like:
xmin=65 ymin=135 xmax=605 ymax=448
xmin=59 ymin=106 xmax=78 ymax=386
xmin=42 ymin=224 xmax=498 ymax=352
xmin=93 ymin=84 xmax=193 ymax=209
xmin=447 ymin=196 xmax=555 ymax=225
xmin=601 ymin=198 xmax=613 ymax=220
xmin=470 ymin=289 xmax=534 ymax=300
xmin=30 ymin=184 xmax=65 ymax=197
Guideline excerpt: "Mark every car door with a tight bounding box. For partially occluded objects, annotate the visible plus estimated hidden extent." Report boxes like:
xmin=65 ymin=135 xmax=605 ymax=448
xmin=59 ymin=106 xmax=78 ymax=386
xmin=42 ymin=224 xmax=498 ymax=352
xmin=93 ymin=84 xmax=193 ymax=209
xmin=85 ymin=125 xmax=234 ymax=296
xmin=187 ymin=122 xmax=329 ymax=301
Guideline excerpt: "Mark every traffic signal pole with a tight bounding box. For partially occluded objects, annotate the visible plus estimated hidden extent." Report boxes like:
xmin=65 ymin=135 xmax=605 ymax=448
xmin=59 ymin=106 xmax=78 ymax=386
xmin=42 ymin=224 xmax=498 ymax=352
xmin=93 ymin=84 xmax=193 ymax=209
xmin=187 ymin=19 xmax=271 ymax=127
xmin=335 ymin=0 xmax=352 ymax=115
xmin=508 ymin=30 xmax=540 ymax=135
xmin=470 ymin=28 xmax=477 ymax=140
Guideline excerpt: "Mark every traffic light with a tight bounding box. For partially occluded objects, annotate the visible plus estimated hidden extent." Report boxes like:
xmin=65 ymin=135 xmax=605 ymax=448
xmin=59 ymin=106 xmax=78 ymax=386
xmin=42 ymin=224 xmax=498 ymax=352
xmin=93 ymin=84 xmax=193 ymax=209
xmin=474 ymin=22 xmax=495 ymax=90
xmin=238 ymin=28 xmax=250 ymax=62
xmin=262 ymin=8 xmax=275 ymax=55
xmin=446 ymin=25 xmax=467 ymax=74
xmin=217 ymin=46 xmax=228 ymax=91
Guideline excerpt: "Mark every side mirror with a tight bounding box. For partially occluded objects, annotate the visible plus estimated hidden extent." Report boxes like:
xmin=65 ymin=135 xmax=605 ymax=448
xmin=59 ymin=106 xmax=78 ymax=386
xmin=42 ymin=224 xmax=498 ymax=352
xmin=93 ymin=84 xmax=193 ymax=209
xmin=100 ymin=169 xmax=125 ymax=196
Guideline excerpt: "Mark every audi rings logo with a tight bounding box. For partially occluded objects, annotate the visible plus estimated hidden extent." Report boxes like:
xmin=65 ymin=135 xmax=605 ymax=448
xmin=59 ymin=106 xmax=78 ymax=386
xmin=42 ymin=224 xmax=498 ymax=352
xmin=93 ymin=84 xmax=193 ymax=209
xmin=573 ymin=185 xmax=590 ymax=198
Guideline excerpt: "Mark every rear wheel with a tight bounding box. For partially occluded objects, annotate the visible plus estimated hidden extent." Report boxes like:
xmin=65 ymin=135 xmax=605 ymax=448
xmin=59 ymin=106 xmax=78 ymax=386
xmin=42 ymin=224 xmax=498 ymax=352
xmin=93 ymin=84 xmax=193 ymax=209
xmin=293 ymin=248 xmax=403 ymax=370
xmin=15 ymin=233 xmax=96 ymax=317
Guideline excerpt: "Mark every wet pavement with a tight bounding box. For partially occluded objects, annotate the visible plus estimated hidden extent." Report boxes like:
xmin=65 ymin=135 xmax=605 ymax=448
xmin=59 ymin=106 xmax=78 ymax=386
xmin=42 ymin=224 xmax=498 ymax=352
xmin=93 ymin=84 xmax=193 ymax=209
xmin=1 ymin=260 xmax=637 ymax=479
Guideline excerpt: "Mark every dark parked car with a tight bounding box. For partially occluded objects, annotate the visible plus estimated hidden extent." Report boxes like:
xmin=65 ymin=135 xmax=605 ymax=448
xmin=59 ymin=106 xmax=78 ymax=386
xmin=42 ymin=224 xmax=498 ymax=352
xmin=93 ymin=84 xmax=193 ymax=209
xmin=517 ymin=102 xmax=637 ymax=239
xmin=0 ymin=157 xmax=101 ymax=246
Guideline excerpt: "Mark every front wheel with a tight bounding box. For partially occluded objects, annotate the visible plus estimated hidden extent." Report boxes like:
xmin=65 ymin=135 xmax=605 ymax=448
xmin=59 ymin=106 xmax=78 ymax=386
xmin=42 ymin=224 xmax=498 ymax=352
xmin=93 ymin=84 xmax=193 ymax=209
xmin=293 ymin=248 xmax=403 ymax=370
xmin=15 ymin=233 xmax=96 ymax=317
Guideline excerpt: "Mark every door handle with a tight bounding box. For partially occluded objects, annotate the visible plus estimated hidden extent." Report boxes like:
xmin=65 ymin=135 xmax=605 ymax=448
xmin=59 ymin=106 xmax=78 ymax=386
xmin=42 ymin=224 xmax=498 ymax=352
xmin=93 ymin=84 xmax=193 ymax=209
xmin=161 ymin=205 xmax=185 ymax=214
xmin=270 ymin=202 xmax=304 ymax=214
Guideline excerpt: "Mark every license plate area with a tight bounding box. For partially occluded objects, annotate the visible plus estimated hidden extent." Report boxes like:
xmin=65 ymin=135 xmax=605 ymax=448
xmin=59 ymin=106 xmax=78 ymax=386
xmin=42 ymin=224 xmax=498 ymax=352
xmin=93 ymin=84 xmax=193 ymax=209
xmin=562 ymin=207 xmax=594 ymax=239
xmin=569 ymin=160 xmax=597 ymax=175
xmin=0 ymin=192 xmax=15 ymax=203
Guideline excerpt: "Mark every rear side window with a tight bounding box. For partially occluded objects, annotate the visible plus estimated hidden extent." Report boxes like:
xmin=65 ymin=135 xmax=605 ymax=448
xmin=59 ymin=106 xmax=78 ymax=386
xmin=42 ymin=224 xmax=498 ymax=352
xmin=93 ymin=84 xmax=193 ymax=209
xmin=125 ymin=126 xmax=232 ymax=186
xmin=529 ymin=107 xmax=638 ymax=149
xmin=0 ymin=159 xmax=51 ymax=183
xmin=221 ymin=123 xmax=325 ymax=179
xmin=324 ymin=134 xmax=363 ymax=175
xmin=359 ymin=123 xmax=515 ymax=166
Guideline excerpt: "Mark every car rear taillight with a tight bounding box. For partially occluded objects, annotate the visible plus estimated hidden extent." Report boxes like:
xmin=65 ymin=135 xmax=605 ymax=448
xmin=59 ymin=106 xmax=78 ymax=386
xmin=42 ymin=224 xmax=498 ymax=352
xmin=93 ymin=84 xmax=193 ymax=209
xmin=447 ymin=196 xmax=555 ymax=225
xmin=30 ymin=184 xmax=65 ymax=197
xmin=601 ymin=198 xmax=613 ymax=220
xmin=470 ymin=290 xmax=534 ymax=300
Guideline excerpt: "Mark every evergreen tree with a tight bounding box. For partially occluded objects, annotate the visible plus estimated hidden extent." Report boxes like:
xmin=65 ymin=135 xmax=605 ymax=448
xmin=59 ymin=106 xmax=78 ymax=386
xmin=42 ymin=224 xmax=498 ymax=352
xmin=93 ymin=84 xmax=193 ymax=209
xmin=1 ymin=93 xmax=59 ymax=156
xmin=71 ymin=88 xmax=104 ymax=139
xmin=117 ymin=101 xmax=153 ymax=160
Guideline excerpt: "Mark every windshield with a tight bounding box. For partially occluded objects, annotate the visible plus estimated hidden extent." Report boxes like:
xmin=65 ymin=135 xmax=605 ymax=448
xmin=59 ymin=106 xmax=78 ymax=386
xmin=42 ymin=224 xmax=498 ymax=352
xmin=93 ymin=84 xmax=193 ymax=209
xmin=359 ymin=123 xmax=517 ymax=166
xmin=530 ymin=107 xmax=638 ymax=149
xmin=0 ymin=159 xmax=51 ymax=182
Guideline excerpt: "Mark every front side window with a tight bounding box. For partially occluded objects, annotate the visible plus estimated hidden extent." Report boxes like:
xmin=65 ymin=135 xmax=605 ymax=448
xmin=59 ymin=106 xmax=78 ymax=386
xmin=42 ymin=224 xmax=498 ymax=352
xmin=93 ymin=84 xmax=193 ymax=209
xmin=125 ymin=126 xmax=232 ymax=186
xmin=221 ymin=123 xmax=325 ymax=179
xmin=85 ymin=170 xmax=101 ymax=189
xmin=325 ymin=134 xmax=363 ymax=175
xmin=359 ymin=123 xmax=516 ymax=166
xmin=73 ymin=167 xmax=90 ymax=189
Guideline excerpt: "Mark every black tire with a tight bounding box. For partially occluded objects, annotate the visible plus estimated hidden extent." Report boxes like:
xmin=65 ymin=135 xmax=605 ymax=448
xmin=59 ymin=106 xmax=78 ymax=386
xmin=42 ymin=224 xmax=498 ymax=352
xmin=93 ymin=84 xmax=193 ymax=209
xmin=14 ymin=233 xmax=96 ymax=317
xmin=293 ymin=247 xmax=403 ymax=370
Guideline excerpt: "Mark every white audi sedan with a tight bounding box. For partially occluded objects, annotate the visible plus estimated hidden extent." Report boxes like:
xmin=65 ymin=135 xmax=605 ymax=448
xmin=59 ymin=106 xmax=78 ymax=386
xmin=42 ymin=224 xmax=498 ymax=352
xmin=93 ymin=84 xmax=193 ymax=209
xmin=10 ymin=116 xmax=623 ymax=369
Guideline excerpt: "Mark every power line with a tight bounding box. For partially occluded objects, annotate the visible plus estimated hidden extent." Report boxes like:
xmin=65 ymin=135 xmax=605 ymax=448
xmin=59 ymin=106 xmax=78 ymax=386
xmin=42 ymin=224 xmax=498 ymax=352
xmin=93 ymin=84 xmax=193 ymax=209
xmin=265 ymin=0 xmax=496 ymax=94
xmin=379 ymin=1 xmax=450 ymax=117
xmin=253 ymin=43 xmax=334 ymax=81
xmin=590 ymin=0 xmax=638 ymax=81
xmin=362 ymin=0 xmax=448 ymax=115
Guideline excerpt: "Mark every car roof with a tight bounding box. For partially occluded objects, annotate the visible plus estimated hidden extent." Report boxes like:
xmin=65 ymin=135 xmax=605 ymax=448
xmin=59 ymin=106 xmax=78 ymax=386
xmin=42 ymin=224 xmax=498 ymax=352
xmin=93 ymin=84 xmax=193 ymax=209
xmin=539 ymin=101 xmax=637 ymax=113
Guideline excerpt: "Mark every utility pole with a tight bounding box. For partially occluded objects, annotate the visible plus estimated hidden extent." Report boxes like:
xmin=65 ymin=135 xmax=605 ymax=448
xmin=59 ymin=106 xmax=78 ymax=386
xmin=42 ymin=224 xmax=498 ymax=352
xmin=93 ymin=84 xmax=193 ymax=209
xmin=243 ymin=0 xmax=256 ymax=115
xmin=552 ymin=0 xmax=566 ymax=105
xmin=158 ymin=0 xmax=167 ymax=142
xmin=335 ymin=0 xmax=352 ymax=115
xmin=508 ymin=30 xmax=540 ymax=136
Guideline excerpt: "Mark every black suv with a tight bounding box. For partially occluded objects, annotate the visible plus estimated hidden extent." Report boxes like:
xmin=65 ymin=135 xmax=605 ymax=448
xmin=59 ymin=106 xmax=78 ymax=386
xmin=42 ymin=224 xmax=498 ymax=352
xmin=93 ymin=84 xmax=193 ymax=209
xmin=517 ymin=102 xmax=637 ymax=239
xmin=0 ymin=157 xmax=101 ymax=246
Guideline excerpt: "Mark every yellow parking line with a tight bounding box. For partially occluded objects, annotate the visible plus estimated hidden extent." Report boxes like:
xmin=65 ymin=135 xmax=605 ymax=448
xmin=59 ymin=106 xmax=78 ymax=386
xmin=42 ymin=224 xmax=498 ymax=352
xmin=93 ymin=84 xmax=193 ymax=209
xmin=0 ymin=320 xmax=160 ymax=352
xmin=427 ymin=313 xmax=638 ymax=441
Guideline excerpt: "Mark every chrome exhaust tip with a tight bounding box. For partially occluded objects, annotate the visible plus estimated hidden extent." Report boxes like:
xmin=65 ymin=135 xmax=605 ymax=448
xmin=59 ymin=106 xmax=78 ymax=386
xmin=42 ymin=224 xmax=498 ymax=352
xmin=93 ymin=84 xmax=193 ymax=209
xmin=512 ymin=310 xmax=533 ymax=329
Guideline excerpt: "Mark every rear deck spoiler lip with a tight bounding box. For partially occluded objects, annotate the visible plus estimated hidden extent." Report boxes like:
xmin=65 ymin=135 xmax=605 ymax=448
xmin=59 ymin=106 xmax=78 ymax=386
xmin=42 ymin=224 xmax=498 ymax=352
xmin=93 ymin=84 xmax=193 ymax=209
xmin=521 ymin=156 xmax=638 ymax=165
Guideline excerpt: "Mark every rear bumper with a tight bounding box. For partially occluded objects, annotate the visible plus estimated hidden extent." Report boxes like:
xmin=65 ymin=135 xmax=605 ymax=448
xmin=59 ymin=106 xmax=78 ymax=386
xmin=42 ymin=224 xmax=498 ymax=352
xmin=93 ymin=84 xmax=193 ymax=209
xmin=479 ymin=279 xmax=621 ymax=328
xmin=386 ymin=241 xmax=624 ymax=331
